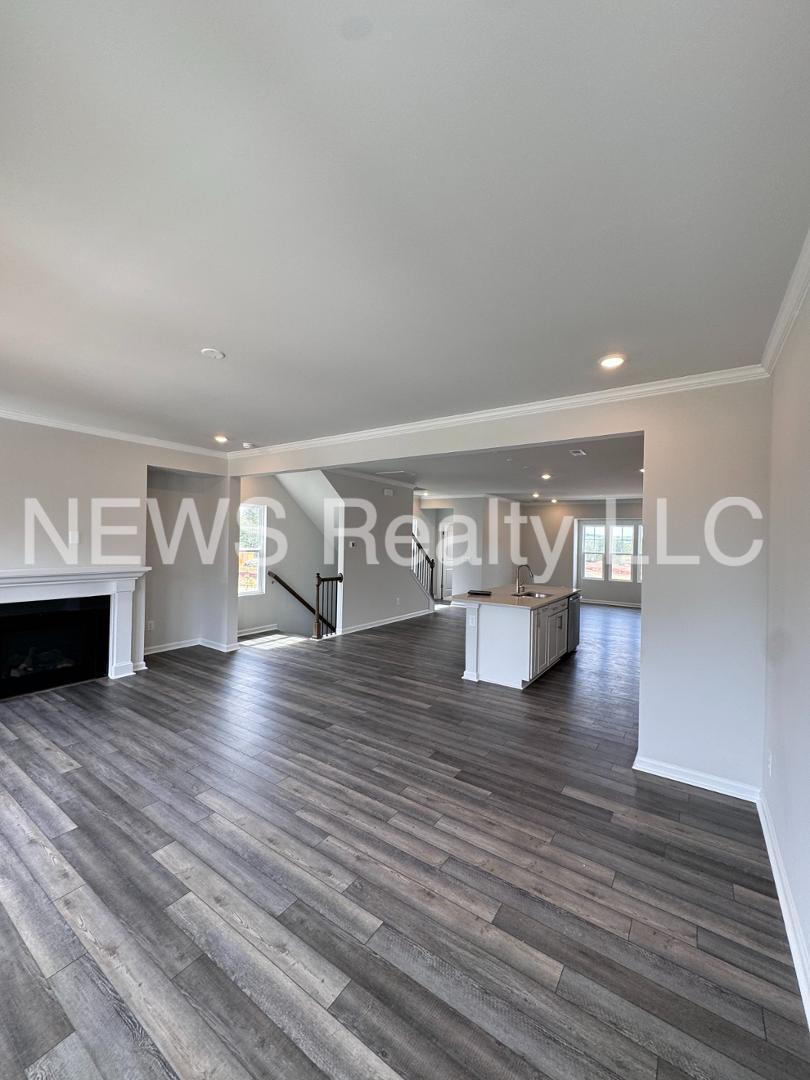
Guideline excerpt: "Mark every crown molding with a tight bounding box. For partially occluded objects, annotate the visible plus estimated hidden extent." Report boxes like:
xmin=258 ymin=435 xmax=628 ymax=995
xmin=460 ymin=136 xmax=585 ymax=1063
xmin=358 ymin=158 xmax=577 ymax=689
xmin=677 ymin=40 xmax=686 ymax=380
xmin=419 ymin=493 xmax=490 ymax=501
xmin=0 ymin=404 xmax=226 ymax=459
xmin=227 ymin=364 xmax=769 ymax=462
xmin=0 ymin=362 xmax=769 ymax=465
xmin=519 ymin=494 xmax=643 ymax=504
xmin=420 ymin=492 xmax=642 ymax=503
xmin=761 ymin=226 xmax=810 ymax=375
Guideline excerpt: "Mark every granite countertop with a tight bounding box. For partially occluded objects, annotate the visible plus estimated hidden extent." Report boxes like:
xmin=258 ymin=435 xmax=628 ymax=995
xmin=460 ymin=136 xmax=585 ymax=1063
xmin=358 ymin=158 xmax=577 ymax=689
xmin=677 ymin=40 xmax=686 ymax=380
xmin=450 ymin=584 xmax=578 ymax=610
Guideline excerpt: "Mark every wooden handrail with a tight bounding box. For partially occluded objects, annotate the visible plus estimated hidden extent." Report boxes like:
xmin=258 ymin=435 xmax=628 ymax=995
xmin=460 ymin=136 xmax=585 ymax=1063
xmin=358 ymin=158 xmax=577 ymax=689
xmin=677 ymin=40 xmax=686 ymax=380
xmin=268 ymin=571 xmax=336 ymax=634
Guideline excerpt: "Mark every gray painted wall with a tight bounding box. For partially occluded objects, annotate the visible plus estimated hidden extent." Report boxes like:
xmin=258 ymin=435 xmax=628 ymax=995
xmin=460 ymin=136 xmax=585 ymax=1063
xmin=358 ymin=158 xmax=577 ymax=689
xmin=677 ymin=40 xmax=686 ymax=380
xmin=522 ymin=499 xmax=644 ymax=606
xmin=0 ymin=419 xmax=229 ymax=664
xmin=764 ymin=292 xmax=810 ymax=1013
xmin=484 ymin=497 xmax=517 ymax=590
xmin=240 ymin=378 xmax=770 ymax=793
xmin=418 ymin=495 xmax=517 ymax=594
xmin=237 ymin=473 xmax=331 ymax=638
xmin=145 ymin=469 xmax=238 ymax=652
xmin=0 ymin=419 xmax=226 ymax=569
xmin=420 ymin=496 xmax=487 ymax=595
xmin=0 ymin=374 xmax=775 ymax=800
xmin=327 ymin=472 xmax=430 ymax=631
xmin=412 ymin=499 xmax=438 ymax=558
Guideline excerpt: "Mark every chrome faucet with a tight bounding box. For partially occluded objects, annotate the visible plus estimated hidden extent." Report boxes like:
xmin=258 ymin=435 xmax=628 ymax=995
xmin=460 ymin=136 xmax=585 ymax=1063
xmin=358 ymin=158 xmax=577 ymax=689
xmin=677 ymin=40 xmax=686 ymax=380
xmin=514 ymin=564 xmax=533 ymax=595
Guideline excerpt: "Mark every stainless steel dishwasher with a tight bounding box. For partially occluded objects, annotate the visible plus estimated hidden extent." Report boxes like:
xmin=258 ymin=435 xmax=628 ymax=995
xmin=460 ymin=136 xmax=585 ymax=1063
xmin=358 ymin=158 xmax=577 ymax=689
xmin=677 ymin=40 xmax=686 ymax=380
xmin=566 ymin=592 xmax=581 ymax=652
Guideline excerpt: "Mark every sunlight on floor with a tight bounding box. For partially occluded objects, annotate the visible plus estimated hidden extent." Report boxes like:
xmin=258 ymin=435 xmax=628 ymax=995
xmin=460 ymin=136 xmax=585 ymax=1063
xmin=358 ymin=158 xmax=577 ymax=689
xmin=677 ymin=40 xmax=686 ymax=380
xmin=240 ymin=632 xmax=310 ymax=652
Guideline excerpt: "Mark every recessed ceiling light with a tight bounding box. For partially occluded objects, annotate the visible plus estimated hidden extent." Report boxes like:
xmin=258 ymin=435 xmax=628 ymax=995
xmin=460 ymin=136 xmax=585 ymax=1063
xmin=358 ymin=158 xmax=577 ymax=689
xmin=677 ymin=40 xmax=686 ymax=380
xmin=551 ymin=498 xmax=558 ymax=503
xmin=541 ymin=473 xmax=551 ymax=480
xmin=201 ymin=347 xmax=226 ymax=361
xmin=532 ymin=491 xmax=540 ymax=498
xmin=599 ymin=353 xmax=625 ymax=370
xmin=639 ymin=467 xmax=645 ymax=474
xmin=242 ymin=442 xmax=255 ymax=450
xmin=569 ymin=449 xmax=587 ymax=457
xmin=214 ymin=434 xmax=229 ymax=444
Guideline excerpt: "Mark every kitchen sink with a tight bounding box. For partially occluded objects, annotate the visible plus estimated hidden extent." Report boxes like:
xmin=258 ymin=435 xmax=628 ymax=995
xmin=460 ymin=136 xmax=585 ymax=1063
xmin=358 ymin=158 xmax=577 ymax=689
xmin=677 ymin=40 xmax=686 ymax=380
xmin=511 ymin=591 xmax=551 ymax=598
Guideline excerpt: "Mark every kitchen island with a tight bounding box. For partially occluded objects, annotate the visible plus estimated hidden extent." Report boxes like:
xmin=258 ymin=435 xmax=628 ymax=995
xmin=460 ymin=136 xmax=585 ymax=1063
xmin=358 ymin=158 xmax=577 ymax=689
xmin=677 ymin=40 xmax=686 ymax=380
xmin=451 ymin=584 xmax=579 ymax=689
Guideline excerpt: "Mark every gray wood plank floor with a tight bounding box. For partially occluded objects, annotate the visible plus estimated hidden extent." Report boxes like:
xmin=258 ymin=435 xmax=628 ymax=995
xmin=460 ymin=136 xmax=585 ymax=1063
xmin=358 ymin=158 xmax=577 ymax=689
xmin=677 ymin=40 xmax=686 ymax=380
xmin=0 ymin=605 xmax=807 ymax=1079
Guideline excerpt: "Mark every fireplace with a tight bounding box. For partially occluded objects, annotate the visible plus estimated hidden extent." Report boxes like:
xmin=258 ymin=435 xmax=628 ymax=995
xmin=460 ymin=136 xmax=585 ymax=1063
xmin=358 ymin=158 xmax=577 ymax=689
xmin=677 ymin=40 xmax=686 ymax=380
xmin=0 ymin=596 xmax=110 ymax=699
xmin=0 ymin=566 xmax=149 ymax=683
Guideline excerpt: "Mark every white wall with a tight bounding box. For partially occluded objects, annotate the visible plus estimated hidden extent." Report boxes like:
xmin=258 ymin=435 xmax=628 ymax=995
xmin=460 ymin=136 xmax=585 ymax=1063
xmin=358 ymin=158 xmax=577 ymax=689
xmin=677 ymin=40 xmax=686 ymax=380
xmin=238 ymin=474 xmax=331 ymax=637
xmin=763 ymin=293 xmax=810 ymax=1015
xmin=522 ymin=499 xmax=643 ymax=606
xmin=235 ymin=375 xmax=771 ymax=793
xmin=327 ymin=472 xmax=430 ymax=632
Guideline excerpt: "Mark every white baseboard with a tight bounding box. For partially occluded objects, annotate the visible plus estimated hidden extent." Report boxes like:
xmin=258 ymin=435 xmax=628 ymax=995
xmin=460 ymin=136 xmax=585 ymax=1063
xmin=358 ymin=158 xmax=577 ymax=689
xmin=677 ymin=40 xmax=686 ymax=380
xmin=144 ymin=637 xmax=202 ymax=656
xmin=633 ymin=753 xmax=810 ymax=1028
xmin=238 ymin=623 xmax=279 ymax=637
xmin=632 ymin=755 xmax=761 ymax=803
xmin=581 ymin=599 xmax=642 ymax=609
xmin=757 ymin=796 xmax=810 ymax=1026
xmin=462 ymin=669 xmax=480 ymax=681
xmin=144 ymin=637 xmax=238 ymax=656
xmin=132 ymin=660 xmax=148 ymax=672
xmin=200 ymin=638 xmax=239 ymax=653
xmin=338 ymin=608 xmax=433 ymax=636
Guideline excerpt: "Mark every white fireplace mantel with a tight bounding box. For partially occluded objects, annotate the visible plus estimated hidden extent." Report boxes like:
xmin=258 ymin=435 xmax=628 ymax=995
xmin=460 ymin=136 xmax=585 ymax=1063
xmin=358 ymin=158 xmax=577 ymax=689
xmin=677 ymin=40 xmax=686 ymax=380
xmin=0 ymin=565 xmax=151 ymax=679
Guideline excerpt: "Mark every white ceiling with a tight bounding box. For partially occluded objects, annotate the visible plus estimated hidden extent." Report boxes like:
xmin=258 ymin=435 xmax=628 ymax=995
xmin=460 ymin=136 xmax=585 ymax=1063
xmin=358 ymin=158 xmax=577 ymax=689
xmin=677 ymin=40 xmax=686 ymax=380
xmin=346 ymin=433 xmax=645 ymax=500
xmin=2 ymin=3 xmax=809 ymax=451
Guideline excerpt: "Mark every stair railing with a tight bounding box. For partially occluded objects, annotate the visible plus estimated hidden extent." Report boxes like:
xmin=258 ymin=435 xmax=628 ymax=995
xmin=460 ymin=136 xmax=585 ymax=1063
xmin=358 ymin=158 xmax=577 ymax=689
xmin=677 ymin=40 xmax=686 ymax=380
xmin=267 ymin=571 xmax=342 ymax=639
xmin=314 ymin=573 xmax=343 ymax=639
xmin=411 ymin=533 xmax=435 ymax=600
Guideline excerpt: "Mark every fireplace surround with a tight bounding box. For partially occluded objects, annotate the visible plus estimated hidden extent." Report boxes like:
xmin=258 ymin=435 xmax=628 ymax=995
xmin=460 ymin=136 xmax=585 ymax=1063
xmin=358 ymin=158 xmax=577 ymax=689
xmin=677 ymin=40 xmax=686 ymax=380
xmin=0 ymin=567 xmax=150 ymax=697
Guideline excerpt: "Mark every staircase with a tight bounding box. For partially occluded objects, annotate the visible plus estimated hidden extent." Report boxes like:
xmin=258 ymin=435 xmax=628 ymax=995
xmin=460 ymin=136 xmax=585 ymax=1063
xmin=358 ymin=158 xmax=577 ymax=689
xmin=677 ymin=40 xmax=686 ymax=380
xmin=267 ymin=570 xmax=343 ymax=639
xmin=411 ymin=533 xmax=438 ymax=603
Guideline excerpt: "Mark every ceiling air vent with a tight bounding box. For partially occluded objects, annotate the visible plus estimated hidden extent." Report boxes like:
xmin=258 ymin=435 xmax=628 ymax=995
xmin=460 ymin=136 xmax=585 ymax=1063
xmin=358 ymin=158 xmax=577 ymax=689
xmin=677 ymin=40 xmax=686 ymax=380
xmin=569 ymin=449 xmax=588 ymax=457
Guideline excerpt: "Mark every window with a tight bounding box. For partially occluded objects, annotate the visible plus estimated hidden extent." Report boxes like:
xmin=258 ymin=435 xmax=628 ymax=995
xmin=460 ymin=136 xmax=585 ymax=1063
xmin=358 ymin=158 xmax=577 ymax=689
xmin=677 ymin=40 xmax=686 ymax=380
xmin=238 ymin=503 xmax=267 ymax=596
xmin=581 ymin=524 xmax=606 ymax=580
xmin=577 ymin=519 xmax=643 ymax=586
xmin=609 ymin=525 xmax=635 ymax=582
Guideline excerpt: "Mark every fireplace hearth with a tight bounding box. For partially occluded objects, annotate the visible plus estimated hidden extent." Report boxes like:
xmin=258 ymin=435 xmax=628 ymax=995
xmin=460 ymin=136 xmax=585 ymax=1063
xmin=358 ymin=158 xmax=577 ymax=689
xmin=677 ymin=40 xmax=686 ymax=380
xmin=0 ymin=596 xmax=110 ymax=699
